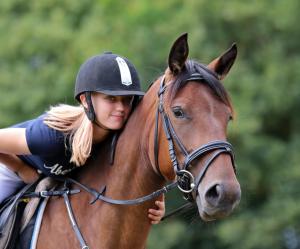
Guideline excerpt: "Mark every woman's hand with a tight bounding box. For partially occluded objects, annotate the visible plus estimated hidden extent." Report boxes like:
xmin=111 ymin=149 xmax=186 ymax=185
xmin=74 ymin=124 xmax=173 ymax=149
xmin=148 ymin=194 xmax=165 ymax=224
xmin=17 ymin=163 xmax=39 ymax=184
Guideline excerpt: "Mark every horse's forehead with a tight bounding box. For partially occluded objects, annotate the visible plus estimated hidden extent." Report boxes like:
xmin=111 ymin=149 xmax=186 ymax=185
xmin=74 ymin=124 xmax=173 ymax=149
xmin=170 ymin=82 xmax=231 ymax=115
xmin=172 ymin=82 xmax=215 ymax=102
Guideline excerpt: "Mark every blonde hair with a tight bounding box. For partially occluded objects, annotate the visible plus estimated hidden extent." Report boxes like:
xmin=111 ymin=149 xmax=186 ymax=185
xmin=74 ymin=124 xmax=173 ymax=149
xmin=43 ymin=104 xmax=93 ymax=167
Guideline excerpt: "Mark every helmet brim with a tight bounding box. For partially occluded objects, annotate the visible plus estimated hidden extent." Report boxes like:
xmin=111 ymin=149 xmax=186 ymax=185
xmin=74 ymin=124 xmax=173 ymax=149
xmin=93 ymin=89 xmax=145 ymax=96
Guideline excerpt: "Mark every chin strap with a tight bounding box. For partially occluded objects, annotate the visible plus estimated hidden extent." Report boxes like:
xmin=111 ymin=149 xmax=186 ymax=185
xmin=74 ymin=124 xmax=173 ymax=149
xmin=84 ymin=92 xmax=111 ymax=131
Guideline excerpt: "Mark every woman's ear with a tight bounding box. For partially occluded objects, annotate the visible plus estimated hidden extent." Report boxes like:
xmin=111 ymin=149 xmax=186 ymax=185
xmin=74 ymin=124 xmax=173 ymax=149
xmin=79 ymin=93 xmax=88 ymax=109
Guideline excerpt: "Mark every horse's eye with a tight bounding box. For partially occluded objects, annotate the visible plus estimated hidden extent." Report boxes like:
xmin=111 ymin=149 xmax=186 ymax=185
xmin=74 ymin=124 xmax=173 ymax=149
xmin=172 ymin=107 xmax=185 ymax=118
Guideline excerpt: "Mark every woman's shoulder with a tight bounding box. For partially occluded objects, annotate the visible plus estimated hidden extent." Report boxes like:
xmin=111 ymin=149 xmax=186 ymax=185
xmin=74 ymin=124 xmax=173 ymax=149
xmin=14 ymin=114 xmax=62 ymax=136
xmin=12 ymin=114 xmax=49 ymax=128
xmin=20 ymin=114 xmax=67 ymax=156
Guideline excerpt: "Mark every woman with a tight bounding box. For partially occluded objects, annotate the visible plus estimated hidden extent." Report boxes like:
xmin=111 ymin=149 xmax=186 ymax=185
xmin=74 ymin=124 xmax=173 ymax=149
xmin=0 ymin=52 xmax=164 ymax=224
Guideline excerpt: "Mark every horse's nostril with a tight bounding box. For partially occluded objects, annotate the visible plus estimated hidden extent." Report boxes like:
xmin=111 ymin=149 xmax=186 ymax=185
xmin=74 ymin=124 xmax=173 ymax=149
xmin=205 ymin=184 xmax=223 ymax=207
xmin=204 ymin=183 xmax=241 ymax=208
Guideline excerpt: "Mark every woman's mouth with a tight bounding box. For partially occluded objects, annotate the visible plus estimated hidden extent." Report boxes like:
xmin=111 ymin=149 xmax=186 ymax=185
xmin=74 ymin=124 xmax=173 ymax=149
xmin=110 ymin=114 xmax=125 ymax=121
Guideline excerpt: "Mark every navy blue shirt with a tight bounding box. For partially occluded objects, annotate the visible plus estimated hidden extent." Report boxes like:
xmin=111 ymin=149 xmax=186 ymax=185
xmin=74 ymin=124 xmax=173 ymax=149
xmin=13 ymin=115 xmax=76 ymax=177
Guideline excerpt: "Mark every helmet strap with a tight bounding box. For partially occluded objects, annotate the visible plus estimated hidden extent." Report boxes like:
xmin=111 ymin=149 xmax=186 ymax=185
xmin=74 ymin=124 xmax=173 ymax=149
xmin=84 ymin=92 xmax=111 ymax=131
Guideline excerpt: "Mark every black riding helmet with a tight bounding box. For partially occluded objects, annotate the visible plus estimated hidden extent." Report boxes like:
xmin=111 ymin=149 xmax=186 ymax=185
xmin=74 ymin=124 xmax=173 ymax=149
xmin=74 ymin=52 xmax=145 ymax=123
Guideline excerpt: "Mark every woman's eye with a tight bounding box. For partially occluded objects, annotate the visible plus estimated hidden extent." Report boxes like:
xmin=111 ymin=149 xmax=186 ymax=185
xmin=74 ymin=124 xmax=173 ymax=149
xmin=123 ymin=96 xmax=134 ymax=106
xmin=172 ymin=107 xmax=185 ymax=118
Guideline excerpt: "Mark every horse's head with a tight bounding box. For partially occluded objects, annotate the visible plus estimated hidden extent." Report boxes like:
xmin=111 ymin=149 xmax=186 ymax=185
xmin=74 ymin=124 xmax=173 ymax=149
xmin=152 ymin=33 xmax=241 ymax=221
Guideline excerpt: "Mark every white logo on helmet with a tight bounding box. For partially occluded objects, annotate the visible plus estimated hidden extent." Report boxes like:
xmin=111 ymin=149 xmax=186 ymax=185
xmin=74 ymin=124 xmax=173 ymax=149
xmin=115 ymin=57 xmax=132 ymax=86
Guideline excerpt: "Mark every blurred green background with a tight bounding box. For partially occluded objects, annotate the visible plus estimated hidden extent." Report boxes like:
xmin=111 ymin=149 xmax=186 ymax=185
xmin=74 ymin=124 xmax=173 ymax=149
xmin=1 ymin=0 xmax=300 ymax=248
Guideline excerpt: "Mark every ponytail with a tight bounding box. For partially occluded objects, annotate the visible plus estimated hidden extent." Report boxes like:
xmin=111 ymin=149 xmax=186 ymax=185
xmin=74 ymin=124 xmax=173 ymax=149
xmin=43 ymin=104 xmax=93 ymax=166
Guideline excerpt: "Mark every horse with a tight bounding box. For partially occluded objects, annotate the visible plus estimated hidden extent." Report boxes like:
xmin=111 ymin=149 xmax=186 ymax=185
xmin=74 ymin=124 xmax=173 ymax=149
xmin=35 ymin=33 xmax=241 ymax=249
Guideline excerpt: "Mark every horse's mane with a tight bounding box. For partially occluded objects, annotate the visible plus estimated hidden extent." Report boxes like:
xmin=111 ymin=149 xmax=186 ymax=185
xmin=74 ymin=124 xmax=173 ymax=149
xmin=170 ymin=60 xmax=233 ymax=111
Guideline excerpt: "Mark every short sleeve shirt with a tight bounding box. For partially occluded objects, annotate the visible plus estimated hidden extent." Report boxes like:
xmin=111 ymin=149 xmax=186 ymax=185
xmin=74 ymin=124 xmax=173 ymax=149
xmin=13 ymin=115 xmax=76 ymax=177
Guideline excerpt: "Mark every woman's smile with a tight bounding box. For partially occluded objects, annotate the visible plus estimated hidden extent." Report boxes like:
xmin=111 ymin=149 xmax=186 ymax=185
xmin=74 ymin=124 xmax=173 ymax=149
xmin=110 ymin=113 xmax=126 ymax=122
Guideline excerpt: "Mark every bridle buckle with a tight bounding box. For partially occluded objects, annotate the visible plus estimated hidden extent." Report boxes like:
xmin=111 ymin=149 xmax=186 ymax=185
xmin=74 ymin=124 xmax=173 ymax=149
xmin=176 ymin=170 xmax=195 ymax=194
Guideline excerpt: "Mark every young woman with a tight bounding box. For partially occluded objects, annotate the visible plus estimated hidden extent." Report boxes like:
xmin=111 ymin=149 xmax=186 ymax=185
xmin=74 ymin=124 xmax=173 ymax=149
xmin=0 ymin=52 xmax=165 ymax=224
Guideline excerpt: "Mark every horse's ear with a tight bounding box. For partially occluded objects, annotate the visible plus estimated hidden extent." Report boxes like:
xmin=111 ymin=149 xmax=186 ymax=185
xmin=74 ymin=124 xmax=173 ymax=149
xmin=207 ymin=43 xmax=237 ymax=80
xmin=168 ymin=33 xmax=189 ymax=75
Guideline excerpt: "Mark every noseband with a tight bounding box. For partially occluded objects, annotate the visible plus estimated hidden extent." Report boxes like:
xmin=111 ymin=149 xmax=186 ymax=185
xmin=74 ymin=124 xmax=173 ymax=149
xmin=154 ymin=74 xmax=236 ymax=201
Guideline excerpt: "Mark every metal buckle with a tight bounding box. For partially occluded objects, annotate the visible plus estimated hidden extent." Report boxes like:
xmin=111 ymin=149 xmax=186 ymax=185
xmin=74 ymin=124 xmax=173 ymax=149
xmin=176 ymin=170 xmax=195 ymax=193
xmin=40 ymin=191 xmax=48 ymax=198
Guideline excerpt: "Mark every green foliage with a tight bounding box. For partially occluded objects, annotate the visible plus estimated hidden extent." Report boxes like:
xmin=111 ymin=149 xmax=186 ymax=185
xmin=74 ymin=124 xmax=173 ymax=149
xmin=1 ymin=0 xmax=300 ymax=248
xmin=148 ymin=220 xmax=186 ymax=249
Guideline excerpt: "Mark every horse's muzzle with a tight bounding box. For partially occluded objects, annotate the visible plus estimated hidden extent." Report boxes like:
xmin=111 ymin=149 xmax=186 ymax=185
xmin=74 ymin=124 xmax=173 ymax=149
xmin=196 ymin=181 xmax=241 ymax=221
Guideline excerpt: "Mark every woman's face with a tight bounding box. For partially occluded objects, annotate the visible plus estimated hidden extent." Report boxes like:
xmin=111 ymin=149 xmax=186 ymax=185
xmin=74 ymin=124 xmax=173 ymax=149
xmin=90 ymin=92 xmax=134 ymax=130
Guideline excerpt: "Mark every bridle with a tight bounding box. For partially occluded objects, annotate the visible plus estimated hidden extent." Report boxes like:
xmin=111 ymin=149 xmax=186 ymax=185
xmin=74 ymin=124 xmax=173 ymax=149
xmin=154 ymin=74 xmax=236 ymax=201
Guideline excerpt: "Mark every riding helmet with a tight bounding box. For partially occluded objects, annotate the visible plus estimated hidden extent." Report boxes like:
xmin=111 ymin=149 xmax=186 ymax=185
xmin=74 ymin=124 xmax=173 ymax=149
xmin=74 ymin=52 xmax=145 ymax=101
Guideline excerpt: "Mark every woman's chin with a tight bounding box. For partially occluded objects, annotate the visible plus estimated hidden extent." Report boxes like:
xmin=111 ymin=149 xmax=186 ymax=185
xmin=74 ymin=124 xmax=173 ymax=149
xmin=106 ymin=123 xmax=125 ymax=130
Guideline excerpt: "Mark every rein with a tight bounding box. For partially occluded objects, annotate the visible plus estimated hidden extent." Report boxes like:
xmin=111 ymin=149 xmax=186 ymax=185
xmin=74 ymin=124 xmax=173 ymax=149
xmin=65 ymin=177 xmax=178 ymax=205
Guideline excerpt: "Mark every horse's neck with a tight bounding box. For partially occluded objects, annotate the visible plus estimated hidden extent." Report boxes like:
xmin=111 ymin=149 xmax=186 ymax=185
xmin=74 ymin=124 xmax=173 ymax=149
xmin=76 ymin=89 xmax=165 ymax=248
xmin=105 ymin=89 xmax=165 ymax=198
xmin=39 ymin=84 xmax=169 ymax=249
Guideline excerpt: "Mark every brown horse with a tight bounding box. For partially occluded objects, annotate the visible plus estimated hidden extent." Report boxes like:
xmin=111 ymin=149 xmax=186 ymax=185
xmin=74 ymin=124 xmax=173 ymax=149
xmin=36 ymin=34 xmax=241 ymax=249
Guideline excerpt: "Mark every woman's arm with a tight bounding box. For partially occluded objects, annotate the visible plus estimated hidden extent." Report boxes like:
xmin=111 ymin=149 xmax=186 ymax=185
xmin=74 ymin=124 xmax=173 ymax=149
xmin=0 ymin=153 xmax=38 ymax=183
xmin=0 ymin=128 xmax=31 ymax=155
xmin=0 ymin=128 xmax=37 ymax=183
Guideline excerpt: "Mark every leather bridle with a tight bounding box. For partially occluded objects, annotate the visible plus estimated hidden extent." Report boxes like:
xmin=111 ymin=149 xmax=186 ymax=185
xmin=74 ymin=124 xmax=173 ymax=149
xmin=154 ymin=74 xmax=236 ymax=201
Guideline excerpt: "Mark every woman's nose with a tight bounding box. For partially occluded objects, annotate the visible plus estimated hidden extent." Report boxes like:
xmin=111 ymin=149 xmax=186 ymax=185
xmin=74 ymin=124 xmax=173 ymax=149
xmin=115 ymin=100 xmax=129 ymax=112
